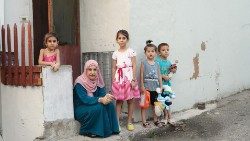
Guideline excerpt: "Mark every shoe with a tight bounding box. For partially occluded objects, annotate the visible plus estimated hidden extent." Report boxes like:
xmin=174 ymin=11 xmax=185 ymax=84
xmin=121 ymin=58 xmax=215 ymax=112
xmin=127 ymin=123 xmax=135 ymax=131
xmin=168 ymin=118 xmax=176 ymax=125
xmin=160 ymin=119 xmax=168 ymax=126
xmin=154 ymin=121 xmax=163 ymax=127
xmin=142 ymin=121 xmax=151 ymax=128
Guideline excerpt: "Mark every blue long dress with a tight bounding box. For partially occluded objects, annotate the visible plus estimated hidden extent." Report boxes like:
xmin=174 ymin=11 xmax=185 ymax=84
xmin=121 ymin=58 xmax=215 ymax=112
xmin=73 ymin=83 xmax=119 ymax=137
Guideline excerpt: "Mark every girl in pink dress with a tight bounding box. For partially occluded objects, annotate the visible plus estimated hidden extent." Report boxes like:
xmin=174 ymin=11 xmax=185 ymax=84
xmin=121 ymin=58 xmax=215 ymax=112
xmin=38 ymin=32 xmax=60 ymax=71
xmin=111 ymin=30 xmax=140 ymax=131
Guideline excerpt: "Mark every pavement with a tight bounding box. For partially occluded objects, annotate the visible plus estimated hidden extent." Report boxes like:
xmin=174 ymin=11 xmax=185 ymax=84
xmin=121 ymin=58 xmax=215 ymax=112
xmin=1 ymin=90 xmax=249 ymax=141
xmin=134 ymin=89 xmax=250 ymax=141
xmin=59 ymin=93 xmax=222 ymax=141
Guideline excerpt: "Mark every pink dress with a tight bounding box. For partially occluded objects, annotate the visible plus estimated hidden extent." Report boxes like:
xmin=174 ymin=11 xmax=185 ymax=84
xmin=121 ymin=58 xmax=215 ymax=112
xmin=111 ymin=48 xmax=140 ymax=100
xmin=43 ymin=54 xmax=57 ymax=62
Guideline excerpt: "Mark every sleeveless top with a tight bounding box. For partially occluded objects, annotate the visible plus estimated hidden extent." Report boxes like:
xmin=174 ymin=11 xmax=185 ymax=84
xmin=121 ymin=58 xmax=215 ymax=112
xmin=43 ymin=54 xmax=57 ymax=62
xmin=142 ymin=60 xmax=160 ymax=91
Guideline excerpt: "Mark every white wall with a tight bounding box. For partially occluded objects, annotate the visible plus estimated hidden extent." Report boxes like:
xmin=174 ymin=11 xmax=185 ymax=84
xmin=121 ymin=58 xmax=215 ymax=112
xmin=3 ymin=0 xmax=33 ymax=65
xmin=4 ymin=0 xmax=33 ymax=25
xmin=1 ymin=86 xmax=44 ymax=141
xmin=80 ymin=0 xmax=129 ymax=52
xmin=0 ymin=0 xmax=4 ymax=51
xmin=0 ymin=0 xmax=4 ymax=26
xmin=1 ymin=66 xmax=74 ymax=141
xmin=42 ymin=66 xmax=74 ymax=121
xmin=130 ymin=0 xmax=250 ymax=111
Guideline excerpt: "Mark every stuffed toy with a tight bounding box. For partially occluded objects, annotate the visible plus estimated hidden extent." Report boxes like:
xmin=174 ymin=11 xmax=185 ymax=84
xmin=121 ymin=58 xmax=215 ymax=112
xmin=154 ymin=101 xmax=164 ymax=116
xmin=155 ymin=88 xmax=172 ymax=113
xmin=162 ymin=85 xmax=176 ymax=99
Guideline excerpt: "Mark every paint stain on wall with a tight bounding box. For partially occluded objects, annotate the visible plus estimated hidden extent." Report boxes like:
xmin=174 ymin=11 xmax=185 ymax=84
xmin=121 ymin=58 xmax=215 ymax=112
xmin=201 ymin=41 xmax=206 ymax=51
xmin=190 ymin=53 xmax=199 ymax=80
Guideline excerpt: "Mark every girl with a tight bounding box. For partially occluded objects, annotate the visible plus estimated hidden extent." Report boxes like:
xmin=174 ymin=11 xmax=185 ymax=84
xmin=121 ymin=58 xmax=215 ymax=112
xmin=155 ymin=42 xmax=176 ymax=124
xmin=38 ymin=32 xmax=60 ymax=71
xmin=111 ymin=30 xmax=139 ymax=131
xmin=140 ymin=40 xmax=163 ymax=128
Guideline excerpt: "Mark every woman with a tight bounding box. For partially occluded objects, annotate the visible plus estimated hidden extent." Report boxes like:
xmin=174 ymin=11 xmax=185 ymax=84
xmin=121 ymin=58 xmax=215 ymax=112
xmin=73 ymin=60 xmax=120 ymax=138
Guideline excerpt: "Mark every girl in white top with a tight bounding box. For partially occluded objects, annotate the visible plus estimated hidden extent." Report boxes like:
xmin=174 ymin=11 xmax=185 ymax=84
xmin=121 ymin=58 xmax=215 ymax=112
xmin=112 ymin=30 xmax=139 ymax=131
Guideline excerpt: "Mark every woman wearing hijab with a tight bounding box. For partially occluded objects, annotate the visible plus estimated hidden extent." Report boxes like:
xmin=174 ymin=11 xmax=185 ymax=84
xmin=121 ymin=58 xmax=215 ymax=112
xmin=73 ymin=60 xmax=120 ymax=138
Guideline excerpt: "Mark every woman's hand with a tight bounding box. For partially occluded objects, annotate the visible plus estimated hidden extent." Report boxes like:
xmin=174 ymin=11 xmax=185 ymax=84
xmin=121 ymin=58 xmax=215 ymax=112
xmin=105 ymin=93 xmax=115 ymax=101
xmin=99 ymin=94 xmax=114 ymax=105
xmin=99 ymin=97 xmax=109 ymax=105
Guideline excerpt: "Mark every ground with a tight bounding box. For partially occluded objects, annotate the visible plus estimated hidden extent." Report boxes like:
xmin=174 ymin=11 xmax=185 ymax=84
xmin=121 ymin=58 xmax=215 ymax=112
xmin=59 ymin=89 xmax=250 ymax=141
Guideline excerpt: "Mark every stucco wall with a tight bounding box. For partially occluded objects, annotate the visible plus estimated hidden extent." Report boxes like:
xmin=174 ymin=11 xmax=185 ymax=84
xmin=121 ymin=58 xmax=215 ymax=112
xmin=1 ymin=66 xmax=74 ymax=141
xmin=42 ymin=66 xmax=74 ymax=121
xmin=130 ymin=0 xmax=250 ymax=111
xmin=1 ymin=85 xmax=44 ymax=141
xmin=80 ymin=0 xmax=130 ymax=52
xmin=0 ymin=0 xmax=4 ymax=52
xmin=4 ymin=0 xmax=33 ymax=25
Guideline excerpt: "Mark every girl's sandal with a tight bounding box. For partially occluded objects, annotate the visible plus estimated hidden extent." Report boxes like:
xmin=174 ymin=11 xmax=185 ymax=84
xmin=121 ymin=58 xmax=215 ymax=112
xmin=154 ymin=121 xmax=163 ymax=127
xmin=127 ymin=123 xmax=135 ymax=131
xmin=160 ymin=120 xmax=168 ymax=126
xmin=142 ymin=122 xmax=151 ymax=128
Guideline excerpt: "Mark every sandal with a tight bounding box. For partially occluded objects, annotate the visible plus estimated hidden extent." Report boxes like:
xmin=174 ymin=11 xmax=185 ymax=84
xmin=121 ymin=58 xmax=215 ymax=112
xmin=127 ymin=123 xmax=135 ymax=131
xmin=154 ymin=121 xmax=163 ymax=127
xmin=142 ymin=122 xmax=151 ymax=128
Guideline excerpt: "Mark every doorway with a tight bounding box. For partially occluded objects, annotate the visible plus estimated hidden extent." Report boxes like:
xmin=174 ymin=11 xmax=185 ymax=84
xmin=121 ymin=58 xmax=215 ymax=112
xmin=32 ymin=0 xmax=81 ymax=81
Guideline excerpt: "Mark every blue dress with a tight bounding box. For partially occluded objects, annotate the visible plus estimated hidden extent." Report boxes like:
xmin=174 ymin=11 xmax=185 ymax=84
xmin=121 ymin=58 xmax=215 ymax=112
xmin=73 ymin=83 xmax=119 ymax=137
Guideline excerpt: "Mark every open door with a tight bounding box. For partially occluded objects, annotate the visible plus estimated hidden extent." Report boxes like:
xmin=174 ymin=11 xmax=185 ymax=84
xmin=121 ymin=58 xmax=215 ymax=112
xmin=33 ymin=0 xmax=81 ymax=81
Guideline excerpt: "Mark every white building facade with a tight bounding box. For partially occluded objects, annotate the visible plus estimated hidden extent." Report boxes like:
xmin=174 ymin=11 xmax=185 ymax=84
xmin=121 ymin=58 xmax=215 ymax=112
xmin=1 ymin=0 xmax=250 ymax=140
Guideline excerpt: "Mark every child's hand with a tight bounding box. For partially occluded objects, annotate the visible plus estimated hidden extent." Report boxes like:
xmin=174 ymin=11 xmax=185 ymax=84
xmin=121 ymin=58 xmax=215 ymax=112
xmin=52 ymin=63 xmax=60 ymax=72
xmin=131 ymin=80 xmax=137 ymax=89
xmin=162 ymin=75 xmax=170 ymax=81
xmin=50 ymin=62 xmax=56 ymax=67
xmin=141 ymin=86 xmax=146 ymax=93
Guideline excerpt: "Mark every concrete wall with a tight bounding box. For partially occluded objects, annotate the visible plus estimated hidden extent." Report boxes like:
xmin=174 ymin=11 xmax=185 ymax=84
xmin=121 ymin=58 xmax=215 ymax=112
xmin=0 ymin=0 xmax=4 ymax=26
xmin=42 ymin=66 xmax=74 ymax=121
xmin=0 ymin=0 xmax=4 ymax=51
xmin=2 ymin=0 xmax=250 ymax=128
xmin=4 ymin=0 xmax=32 ymax=25
xmin=80 ymin=0 xmax=130 ymax=52
xmin=130 ymin=0 xmax=250 ymax=111
xmin=1 ymin=66 xmax=74 ymax=141
xmin=79 ymin=0 xmax=250 ymax=121
xmin=1 ymin=86 xmax=44 ymax=141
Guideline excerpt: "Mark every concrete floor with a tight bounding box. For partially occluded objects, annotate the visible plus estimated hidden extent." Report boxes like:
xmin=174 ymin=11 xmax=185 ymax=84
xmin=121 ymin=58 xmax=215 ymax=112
xmin=59 ymin=93 xmax=225 ymax=140
xmin=134 ymin=90 xmax=250 ymax=141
